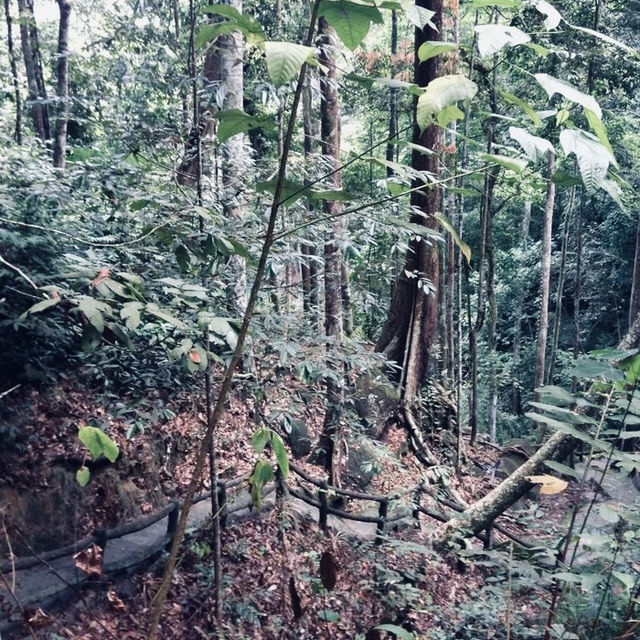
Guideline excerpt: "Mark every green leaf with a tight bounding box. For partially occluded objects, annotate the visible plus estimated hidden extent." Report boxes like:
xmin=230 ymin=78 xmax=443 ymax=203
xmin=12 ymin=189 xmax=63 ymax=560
xmin=264 ymin=41 xmax=315 ymax=88
xmin=271 ymin=432 xmax=290 ymax=479
xmin=18 ymin=296 xmax=60 ymax=322
xmin=475 ymin=24 xmax=530 ymax=58
xmin=509 ymin=127 xmax=553 ymax=162
xmin=417 ymin=41 xmax=458 ymax=62
xmin=145 ymin=303 xmax=188 ymax=331
xmin=318 ymin=609 xmax=340 ymax=622
xmin=433 ymin=213 xmax=470 ymax=263
xmin=256 ymin=178 xmax=308 ymax=205
xmin=537 ymin=385 xmax=575 ymax=407
xmin=78 ymin=426 xmax=119 ymax=463
xmin=584 ymin=109 xmax=616 ymax=165
xmin=559 ymin=129 xmax=615 ymax=193
xmin=129 ymin=199 xmax=151 ymax=211
xmin=252 ymin=428 xmax=271 ymax=453
xmin=568 ymin=356 xmax=622 ymax=380
xmin=436 ymin=103 xmax=465 ymax=128
xmin=183 ymin=345 xmax=208 ymax=373
xmin=498 ymin=89 xmax=542 ymax=127
xmin=249 ymin=459 xmax=274 ymax=510
xmin=544 ymin=460 xmax=580 ymax=480
xmin=552 ymin=171 xmax=582 ymax=187
xmin=319 ymin=0 xmax=382 ymax=51
xmin=522 ymin=42 xmax=550 ymax=57
xmin=481 ymin=153 xmax=528 ymax=173
xmin=530 ymin=0 xmax=562 ymax=30
xmin=309 ymin=189 xmax=354 ymax=202
xmin=76 ymin=466 xmax=90 ymax=487
xmin=195 ymin=22 xmax=237 ymax=49
xmin=417 ymin=75 xmax=478 ymax=130
xmin=216 ymin=109 xmax=275 ymax=143
xmin=534 ymin=73 xmax=602 ymax=119
xmin=120 ymin=301 xmax=144 ymax=331
xmin=612 ymin=572 xmax=636 ymax=593
xmin=374 ymin=624 xmax=415 ymax=639
xmin=470 ymin=0 xmax=521 ymax=6
xmin=598 ymin=504 xmax=620 ymax=524
xmin=199 ymin=5 xmax=266 ymax=45
xmin=403 ymin=3 xmax=436 ymax=30
xmin=567 ymin=23 xmax=640 ymax=58
xmin=77 ymin=296 xmax=108 ymax=333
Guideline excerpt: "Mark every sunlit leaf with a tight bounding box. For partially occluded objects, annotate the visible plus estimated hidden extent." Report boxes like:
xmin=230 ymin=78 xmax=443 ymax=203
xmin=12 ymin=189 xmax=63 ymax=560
xmin=319 ymin=0 xmax=382 ymax=50
xmin=264 ymin=41 xmax=316 ymax=88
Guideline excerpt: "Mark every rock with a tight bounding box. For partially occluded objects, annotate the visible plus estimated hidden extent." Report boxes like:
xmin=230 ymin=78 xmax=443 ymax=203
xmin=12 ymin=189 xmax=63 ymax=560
xmin=352 ymin=376 xmax=399 ymax=438
xmin=346 ymin=438 xmax=380 ymax=490
xmin=287 ymin=420 xmax=311 ymax=459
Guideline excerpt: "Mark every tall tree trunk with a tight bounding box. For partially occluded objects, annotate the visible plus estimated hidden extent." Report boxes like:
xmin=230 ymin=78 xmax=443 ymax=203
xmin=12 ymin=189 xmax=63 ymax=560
xmin=53 ymin=0 xmax=72 ymax=169
xmin=629 ymin=214 xmax=640 ymax=328
xmin=547 ymin=185 xmax=576 ymax=384
xmin=16 ymin=0 xmax=46 ymax=141
xmin=4 ymin=0 xmax=22 ymax=144
xmin=317 ymin=16 xmax=344 ymax=481
xmin=512 ymin=200 xmax=531 ymax=415
xmin=535 ymin=152 xmax=557 ymax=441
xmin=487 ymin=204 xmax=497 ymax=442
xmin=221 ymin=0 xmax=248 ymax=316
xmin=375 ymin=0 xmax=442 ymax=405
xmin=385 ymin=9 xmax=398 ymax=175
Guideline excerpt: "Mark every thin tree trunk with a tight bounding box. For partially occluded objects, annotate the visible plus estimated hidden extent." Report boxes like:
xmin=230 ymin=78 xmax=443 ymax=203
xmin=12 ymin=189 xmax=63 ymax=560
xmin=512 ymin=200 xmax=531 ymax=415
xmin=16 ymin=0 xmax=46 ymax=141
xmin=375 ymin=0 xmax=442 ymax=405
xmin=341 ymin=261 xmax=354 ymax=336
xmin=26 ymin=0 xmax=50 ymax=139
xmin=221 ymin=0 xmax=248 ymax=316
xmin=317 ymin=16 xmax=344 ymax=482
xmin=4 ymin=0 xmax=22 ymax=144
xmin=53 ymin=0 xmax=72 ymax=169
xmin=629 ymin=214 xmax=640 ymax=327
xmin=385 ymin=9 xmax=398 ymax=175
xmin=535 ymin=152 xmax=557 ymax=442
xmin=547 ymin=185 xmax=576 ymax=384
xmin=487 ymin=203 xmax=497 ymax=441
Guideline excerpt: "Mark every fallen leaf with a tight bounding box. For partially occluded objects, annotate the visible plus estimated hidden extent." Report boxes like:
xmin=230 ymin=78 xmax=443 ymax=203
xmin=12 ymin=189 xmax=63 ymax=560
xmin=91 ymin=268 xmax=111 ymax=286
xmin=23 ymin=607 xmax=53 ymax=629
xmin=73 ymin=543 xmax=103 ymax=576
xmin=107 ymin=588 xmax=126 ymax=612
xmin=526 ymin=474 xmax=568 ymax=495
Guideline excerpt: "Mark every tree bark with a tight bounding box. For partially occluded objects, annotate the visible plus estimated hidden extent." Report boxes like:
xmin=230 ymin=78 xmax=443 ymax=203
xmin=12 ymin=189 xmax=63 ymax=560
xmin=4 ymin=0 xmax=22 ymax=144
xmin=512 ymin=200 xmax=532 ymax=415
xmin=535 ymin=152 xmax=557 ymax=441
xmin=16 ymin=0 xmax=47 ymax=141
xmin=221 ymin=0 xmax=248 ymax=316
xmin=53 ymin=0 xmax=72 ymax=169
xmin=375 ymin=0 xmax=442 ymax=405
xmin=385 ymin=9 xmax=398 ymax=176
xmin=317 ymin=16 xmax=344 ymax=481
xmin=431 ymin=430 xmax=574 ymax=548
xmin=629 ymin=214 xmax=640 ymax=328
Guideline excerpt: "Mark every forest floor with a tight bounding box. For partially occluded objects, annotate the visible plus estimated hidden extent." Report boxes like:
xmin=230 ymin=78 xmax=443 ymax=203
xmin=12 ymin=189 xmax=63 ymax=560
xmin=0 ymin=372 xmax=631 ymax=639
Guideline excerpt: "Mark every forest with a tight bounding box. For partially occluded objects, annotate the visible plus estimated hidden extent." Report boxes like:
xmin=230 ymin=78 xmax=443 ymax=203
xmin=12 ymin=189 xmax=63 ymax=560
xmin=1 ymin=0 xmax=640 ymax=637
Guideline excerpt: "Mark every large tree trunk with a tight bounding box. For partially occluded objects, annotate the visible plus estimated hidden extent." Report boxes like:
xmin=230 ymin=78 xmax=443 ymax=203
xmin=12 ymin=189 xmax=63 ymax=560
xmin=317 ymin=16 xmax=344 ymax=481
xmin=4 ymin=0 xmax=22 ymax=144
xmin=53 ymin=0 xmax=72 ymax=169
xmin=221 ymin=0 xmax=248 ymax=316
xmin=629 ymin=214 xmax=640 ymax=328
xmin=16 ymin=0 xmax=47 ymax=141
xmin=535 ymin=152 xmax=557 ymax=441
xmin=375 ymin=0 xmax=442 ymax=404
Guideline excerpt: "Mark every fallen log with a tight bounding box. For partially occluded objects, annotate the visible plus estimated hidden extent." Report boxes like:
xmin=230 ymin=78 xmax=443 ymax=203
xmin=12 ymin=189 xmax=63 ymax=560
xmin=431 ymin=430 xmax=575 ymax=549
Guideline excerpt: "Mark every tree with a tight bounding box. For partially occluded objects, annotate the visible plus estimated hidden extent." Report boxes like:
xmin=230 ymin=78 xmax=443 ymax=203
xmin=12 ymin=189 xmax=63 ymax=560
xmin=375 ymin=0 xmax=442 ymax=407
xmin=53 ymin=0 xmax=72 ymax=169
xmin=3 ymin=0 xmax=22 ymax=144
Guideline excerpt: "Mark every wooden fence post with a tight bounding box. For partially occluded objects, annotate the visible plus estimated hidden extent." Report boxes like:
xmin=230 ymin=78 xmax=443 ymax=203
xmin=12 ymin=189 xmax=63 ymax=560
xmin=376 ymin=498 xmax=388 ymax=545
xmin=166 ymin=500 xmax=179 ymax=550
xmin=217 ymin=483 xmax=228 ymax=530
xmin=318 ymin=480 xmax=328 ymax=532
xmin=412 ymin=487 xmax=422 ymax=529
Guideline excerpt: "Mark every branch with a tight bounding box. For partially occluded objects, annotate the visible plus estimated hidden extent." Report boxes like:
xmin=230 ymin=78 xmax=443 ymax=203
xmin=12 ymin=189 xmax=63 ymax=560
xmin=0 ymin=253 xmax=38 ymax=289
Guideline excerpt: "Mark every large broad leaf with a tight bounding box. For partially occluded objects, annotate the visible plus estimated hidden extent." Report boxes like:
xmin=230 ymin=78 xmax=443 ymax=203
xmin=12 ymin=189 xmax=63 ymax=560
xmin=567 ymin=23 xmax=640 ymax=58
xmin=319 ymin=0 xmax=382 ymax=51
xmin=534 ymin=73 xmax=602 ymax=119
xmin=471 ymin=0 xmax=521 ymax=6
xmin=584 ymin=109 xmax=616 ymax=163
xmin=474 ymin=24 xmax=530 ymax=58
xmin=18 ymin=296 xmax=60 ymax=322
xmin=403 ymin=3 xmax=436 ymax=30
xmin=417 ymin=75 xmax=478 ymax=130
xmin=249 ymin=460 xmax=274 ymax=511
xmin=481 ymin=153 xmax=528 ymax=173
xmin=200 ymin=5 xmax=266 ymax=45
xmin=417 ymin=41 xmax=458 ymax=62
xmin=433 ymin=213 xmax=471 ymax=263
xmin=559 ymin=129 xmax=615 ymax=193
xmin=216 ymin=109 xmax=274 ymax=143
xmin=528 ymin=0 xmax=562 ymax=30
xmin=78 ymin=426 xmax=119 ymax=463
xmin=498 ymin=89 xmax=541 ymax=127
xmin=271 ymin=432 xmax=290 ymax=479
xmin=509 ymin=127 xmax=553 ymax=162
xmin=264 ymin=41 xmax=315 ymax=88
